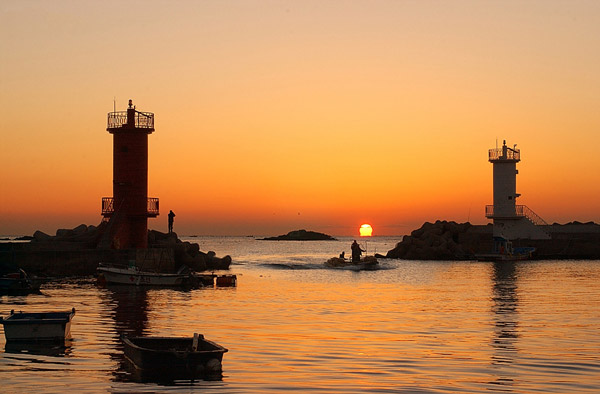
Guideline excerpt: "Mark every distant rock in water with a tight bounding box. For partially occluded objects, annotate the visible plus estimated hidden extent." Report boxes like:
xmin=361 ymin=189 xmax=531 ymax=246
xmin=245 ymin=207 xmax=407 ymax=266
xmin=261 ymin=229 xmax=336 ymax=241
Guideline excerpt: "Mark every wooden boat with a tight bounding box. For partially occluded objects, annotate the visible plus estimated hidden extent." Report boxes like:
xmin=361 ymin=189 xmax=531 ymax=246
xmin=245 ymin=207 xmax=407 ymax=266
xmin=0 ymin=269 xmax=43 ymax=295
xmin=324 ymin=255 xmax=379 ymax=270
xmin=97 ymin=264 xmax=189 ymax=286
xmin=0 ymin=308 xmax=76 ymax=342
xmin=121 ymin=333 xmax=228 ymax=378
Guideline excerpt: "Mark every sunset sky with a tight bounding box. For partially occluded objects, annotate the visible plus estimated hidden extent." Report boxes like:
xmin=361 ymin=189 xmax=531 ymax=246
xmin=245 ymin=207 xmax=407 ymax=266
xmin=1 ymin=1 xmax=599 ymax=236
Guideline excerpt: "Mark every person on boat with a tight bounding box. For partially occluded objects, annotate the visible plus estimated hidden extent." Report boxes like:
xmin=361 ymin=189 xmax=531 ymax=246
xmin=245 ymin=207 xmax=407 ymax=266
xmin=168 ymin=210 xmax=176 ymax=233
xmin=351 ymin=240 xmax=365 ymax=263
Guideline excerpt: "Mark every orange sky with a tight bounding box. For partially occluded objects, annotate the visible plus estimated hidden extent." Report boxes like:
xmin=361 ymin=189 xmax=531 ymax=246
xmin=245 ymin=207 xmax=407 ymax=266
xmin=1 ymin=1 xmax=599 ymax=236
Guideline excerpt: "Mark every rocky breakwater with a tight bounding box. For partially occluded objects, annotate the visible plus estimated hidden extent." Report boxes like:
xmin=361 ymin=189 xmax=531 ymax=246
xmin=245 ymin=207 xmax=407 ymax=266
xmin=384 ymin=221 xmax=493 ymax=260
xmin=0 ymin=224 xmax=231 ymax=277
xmin=384 ymin=220 xmax=600 ymax=260
xmin=147 ymin=230 xmax=231 ymax=272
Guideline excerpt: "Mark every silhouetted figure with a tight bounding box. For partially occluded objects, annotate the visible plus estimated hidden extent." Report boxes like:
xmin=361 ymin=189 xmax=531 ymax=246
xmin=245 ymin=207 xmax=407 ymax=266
xmin=168 ymin=210 xmax=176 ymax=233
xmin=339 ymin=251 xmax=345 ymax=259
xmin=351 ymin=240 xmax=365 ymax=263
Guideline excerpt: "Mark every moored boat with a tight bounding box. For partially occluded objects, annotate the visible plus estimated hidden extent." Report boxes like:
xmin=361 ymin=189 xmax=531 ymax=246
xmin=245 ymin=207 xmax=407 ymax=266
xmin=0 ymin=269 xmax=43 ymax=295
xmin=121 ymin=333 xmax=228 ymax=379
xmin=476 ymin=247 xmax=536 ymax=262
xmin=97 ymin=264 xmax=189 ymax=286
xmin=0 ymin=308 xmax=76 ymax=342
xmin=476 ymin=237 xmax=536 ymax=262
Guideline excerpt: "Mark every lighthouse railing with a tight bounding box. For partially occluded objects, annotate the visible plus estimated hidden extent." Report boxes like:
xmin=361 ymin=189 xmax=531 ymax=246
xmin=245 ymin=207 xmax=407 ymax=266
xmin=102 ymin=197 xmax=159 ymax=216
xmin=517 ymin=205 xmax=549 ymax=226
xmin=107 ymin=111 xmax=154 ymax=129
xmin=147 ymin=198 xmax=159 ymax=216
xmin=102 ymin=197 xmax=114 ymax=215
xmin=486 ymin=204 xmax=548 ymax=226
xmin=489 ymin=148 xmax=520 ymax=161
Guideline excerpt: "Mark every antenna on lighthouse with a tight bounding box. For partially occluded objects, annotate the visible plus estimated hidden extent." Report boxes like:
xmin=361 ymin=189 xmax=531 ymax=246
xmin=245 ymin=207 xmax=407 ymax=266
xmin=113 ymin=97 xmax=116 ymax=114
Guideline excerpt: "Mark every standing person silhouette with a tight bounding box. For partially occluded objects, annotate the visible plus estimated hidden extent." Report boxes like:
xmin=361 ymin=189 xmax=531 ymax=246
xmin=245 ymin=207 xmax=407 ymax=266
xmin=351 ymin=240 xmax=365 ymax=263
xmin=168 ymin=210 xmax=176 ymax=233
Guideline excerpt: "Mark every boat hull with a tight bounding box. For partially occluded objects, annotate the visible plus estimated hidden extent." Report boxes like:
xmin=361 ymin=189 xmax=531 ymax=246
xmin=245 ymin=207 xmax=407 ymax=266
xmin=122 ymin=335 xmax=228 ymax=379
xmin=325 ymin=256 xmax=379 ymax=270
xmin=476 ymin=247 xmax=536 ymax=262
xmin=0 ymin=309 xmax=76 ymax=342
xmin=97 ymin=266 xmax=186 ymax=286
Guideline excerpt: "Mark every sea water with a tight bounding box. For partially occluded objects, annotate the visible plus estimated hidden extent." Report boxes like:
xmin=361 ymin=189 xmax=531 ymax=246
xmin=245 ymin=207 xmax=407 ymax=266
xmin=1 ymin=236 xmax=599 ymax=393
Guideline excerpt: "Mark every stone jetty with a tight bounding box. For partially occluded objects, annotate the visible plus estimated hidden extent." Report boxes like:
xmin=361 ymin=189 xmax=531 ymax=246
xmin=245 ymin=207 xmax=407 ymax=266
xmin=0 ymin=223 xmax=231 ymax=277
xmin=384 ymin=220 xmax=600 ymax=260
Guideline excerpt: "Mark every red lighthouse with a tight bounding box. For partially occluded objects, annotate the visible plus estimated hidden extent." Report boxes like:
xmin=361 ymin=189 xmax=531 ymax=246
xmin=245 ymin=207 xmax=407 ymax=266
xmin=101 ymin=100 xmax=159 ymax=249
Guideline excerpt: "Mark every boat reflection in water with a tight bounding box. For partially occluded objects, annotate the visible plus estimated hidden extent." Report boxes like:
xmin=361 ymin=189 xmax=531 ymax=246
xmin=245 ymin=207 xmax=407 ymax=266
xmin=103 ymin=285 xmax=150 ymax=338
xmin=4 ymin=341 xmax=73 ymax=357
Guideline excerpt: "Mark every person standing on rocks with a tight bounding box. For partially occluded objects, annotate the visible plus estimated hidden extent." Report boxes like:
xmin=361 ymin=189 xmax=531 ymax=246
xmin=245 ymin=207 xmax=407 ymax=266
xmin=168 ymin=210 xmax=176 ymax=233
xmin=351 ymin=240 xmax=365 ymax=263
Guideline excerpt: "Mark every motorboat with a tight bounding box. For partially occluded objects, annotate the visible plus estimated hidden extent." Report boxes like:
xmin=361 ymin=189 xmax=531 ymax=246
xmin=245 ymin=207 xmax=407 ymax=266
xmin=324 ymin=255 xmax=379 ymax=270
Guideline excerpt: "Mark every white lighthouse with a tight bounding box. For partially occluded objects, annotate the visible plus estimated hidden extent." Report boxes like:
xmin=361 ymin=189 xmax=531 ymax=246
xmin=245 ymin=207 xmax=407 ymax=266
xmin=486 ymin=140 xmax=550 ymax=240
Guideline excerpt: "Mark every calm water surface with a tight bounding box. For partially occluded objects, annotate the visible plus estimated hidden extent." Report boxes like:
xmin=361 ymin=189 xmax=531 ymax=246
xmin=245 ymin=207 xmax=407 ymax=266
xmin=1 ymin=236 xmax=599 ymax=393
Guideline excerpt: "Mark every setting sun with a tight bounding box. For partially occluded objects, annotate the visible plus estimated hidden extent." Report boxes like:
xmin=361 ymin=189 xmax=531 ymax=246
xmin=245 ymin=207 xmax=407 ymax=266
xmin=359 ymin=224 xmax=373 ymax=237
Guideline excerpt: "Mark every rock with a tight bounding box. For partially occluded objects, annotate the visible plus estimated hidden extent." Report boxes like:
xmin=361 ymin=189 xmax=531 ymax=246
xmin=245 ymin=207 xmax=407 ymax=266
xmin=261 ymin=229 xmax=336 ymax=241
xmin=32 ymin=231 xmax=51 ymax=242
xmin=56 ymin=228 xmax=71 ymax=237
xmin=185 ymin=254 xmax=207 ymax=272
xmin=188 ymin=242 xmax=200 ymax=255
xmin=206 ymin=254 xmax=232 ymax=270
xmin=387 ymin=221 xmax=477 ymax=260
xmin=149 ymin=231 xmax=232 ymax=272
xmin=73 ymin=224 xmax=88 ymax=235
xmin=148 ymin=230 xmax=178 ymax=245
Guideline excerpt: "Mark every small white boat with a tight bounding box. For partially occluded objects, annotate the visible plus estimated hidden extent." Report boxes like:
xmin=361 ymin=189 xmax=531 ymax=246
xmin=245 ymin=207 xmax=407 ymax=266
xmin=0 ymin=308 xmax=76 ymax=342
xmin=97 ymin=264 xmax=188 ymax=286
